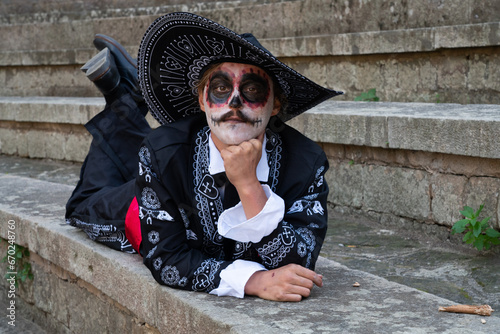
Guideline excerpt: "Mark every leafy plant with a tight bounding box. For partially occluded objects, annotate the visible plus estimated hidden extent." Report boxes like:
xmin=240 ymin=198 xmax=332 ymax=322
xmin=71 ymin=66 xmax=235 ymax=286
xmin=451 ymin=205 xmax=500 ymax=251
xmin=2 ymin=242 xmax=34 ymax=288
xmin=354 ymin=88 xmax=379 ymax=102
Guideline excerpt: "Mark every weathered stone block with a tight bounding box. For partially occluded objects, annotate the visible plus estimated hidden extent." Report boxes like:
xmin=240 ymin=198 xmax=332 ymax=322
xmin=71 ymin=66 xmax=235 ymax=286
xmin=430 ymin=173 xmax=468 ymax=227
xmin=67 ymin=286 xmax=114 ymax=333
xmin=27 ymin=130 xmax=47 ymax=159
xmin=322 ymin=143 xmax=345 ymax=160
xmin=288 ymin=109 xmax=388 ymax=148
xmin=64 ymin=131 xmax=91 ymax=162
xmin=0 ymin=65 xmax=96 ymax=97
xmin=44 ymin=131 xmax=67 ymax=161
xmin=32 ymin=262 xmax=70 ymax=327
xmin=464 ymin=176 xmax=500 ymax=229
xmin=156 ymin=289 xmax=230 ymax=334
xmin=363 ymin=165 xmax=430 ymax=220
xmin=0 ymin=128 xmax=18 ymax=155
xmin=389 ymin=117 xmax=500 ymax=159
xmin=468 ymin=53 xmax=500 ymax=91
xmin=327 ymin=160 xmax=364 ymax=208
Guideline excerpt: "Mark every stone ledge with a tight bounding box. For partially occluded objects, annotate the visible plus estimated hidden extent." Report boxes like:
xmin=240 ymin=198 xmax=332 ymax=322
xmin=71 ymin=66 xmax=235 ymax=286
xmin=288 ymin=101 xmax=500 ymax=160
xmin=0 ymin=96 xmax=103 ymax=124
xmin=1 ymin=22 xmax=499 ymax=67
xmin=1 ymin=173 xmax=499 ymax=333
xmin=267 ymin=22 xmax=500 ymax=57
xmin=0 ymin=96 xmax=162 ymax=127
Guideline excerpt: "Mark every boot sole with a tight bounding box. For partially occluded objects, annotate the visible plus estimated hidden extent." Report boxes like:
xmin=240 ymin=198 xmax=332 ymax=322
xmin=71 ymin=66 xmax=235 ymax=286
xmin=81 ymin=47 xmax=108 ymax=74
xmin=84 ymin=48 xmax=113 ymax=82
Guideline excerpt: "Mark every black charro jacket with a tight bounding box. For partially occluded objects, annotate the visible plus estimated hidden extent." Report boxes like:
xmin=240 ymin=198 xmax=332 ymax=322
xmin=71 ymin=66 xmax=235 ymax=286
xmin=136 ymin=114 xmax=329 ymax=293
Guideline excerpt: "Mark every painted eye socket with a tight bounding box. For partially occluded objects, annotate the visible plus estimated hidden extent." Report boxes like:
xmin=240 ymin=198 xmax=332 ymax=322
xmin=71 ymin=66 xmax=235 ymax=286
xmin=244 ymin=85 xmax=258 ymax=93
xmin=214 ymin=85 xmax=230 ymax=93
xmin=241 ymin=82 xmax=267 ymax=102
xmin=210 ymin=80 xmax=232 ymax=99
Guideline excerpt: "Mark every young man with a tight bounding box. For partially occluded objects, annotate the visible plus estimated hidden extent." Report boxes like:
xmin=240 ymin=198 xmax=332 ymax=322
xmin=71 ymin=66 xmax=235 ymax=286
xmin=66 ymin=12 xmax=342 ymax=301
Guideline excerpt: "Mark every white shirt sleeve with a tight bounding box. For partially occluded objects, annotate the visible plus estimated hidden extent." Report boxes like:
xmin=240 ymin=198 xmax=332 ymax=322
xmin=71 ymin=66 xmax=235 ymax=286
xmin=209 ymin=259 xmax=267 ymax=298
xmin=211 ymin=185 xmax=284 ymax=298
xmin=217 ymin=184 xmax=285 ymax=243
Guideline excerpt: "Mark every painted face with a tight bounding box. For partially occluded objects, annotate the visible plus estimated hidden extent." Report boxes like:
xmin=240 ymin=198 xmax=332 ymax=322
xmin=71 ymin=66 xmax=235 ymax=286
xmin=199 ymin=62 xmax=279 ymax=146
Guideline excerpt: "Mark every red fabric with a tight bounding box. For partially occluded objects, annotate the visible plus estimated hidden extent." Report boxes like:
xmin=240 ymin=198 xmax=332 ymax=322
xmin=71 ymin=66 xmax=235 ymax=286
xmin=125 ymin=197 xmax=142 ymax=254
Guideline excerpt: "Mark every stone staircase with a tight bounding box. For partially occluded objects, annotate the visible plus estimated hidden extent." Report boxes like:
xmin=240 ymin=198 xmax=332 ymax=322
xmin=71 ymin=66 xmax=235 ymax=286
xmin=1 ymin=0 xmax=500 ymax=162
xmin=1 ymin=1 xmax=500 ymax=332
xmin=0 ymin=0 xmax=499 ymax=101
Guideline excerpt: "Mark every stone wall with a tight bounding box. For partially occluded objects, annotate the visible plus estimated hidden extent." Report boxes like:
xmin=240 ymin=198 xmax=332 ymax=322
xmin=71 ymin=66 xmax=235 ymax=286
xmin=287 ymin=101 xmax=500 ymax=231
xmin=325 ymin=144 xmax=500 ymax=230
xmin=0 ymin=243 xmax=160 ymax=334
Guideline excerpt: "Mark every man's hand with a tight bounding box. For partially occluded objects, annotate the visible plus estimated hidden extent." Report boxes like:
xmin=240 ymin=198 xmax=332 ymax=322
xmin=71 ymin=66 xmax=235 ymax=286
xmin=244 ymin=264 xmax=323 ymax=302
xmin=220 ymin=135 xmax=267 ymax=219
xmin=220 ymin=137 xmax=262 ymax=189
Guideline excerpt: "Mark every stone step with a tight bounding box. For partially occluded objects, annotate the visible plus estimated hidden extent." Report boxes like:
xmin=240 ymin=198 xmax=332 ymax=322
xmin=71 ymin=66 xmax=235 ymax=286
xmin=0 ymin=96 xmax=156 ymax=162
xmin=0 ymin=161 xmax=498 ymax=333
xmin=3 ymin=20 xmax=499 ymax=66
xmin=1 ymin=0 xmax=498 ymax=34
xmin=2 ymin=96 xmax=500 ymax=161
xmin=1 ymin=1 xmax=500 ymax=102
xmin=0 ymin=96 xmax=104 ymax=162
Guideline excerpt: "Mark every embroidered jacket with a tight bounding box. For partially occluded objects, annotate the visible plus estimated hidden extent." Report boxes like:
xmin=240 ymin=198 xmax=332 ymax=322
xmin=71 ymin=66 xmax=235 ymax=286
xmin=136 ymin=114 xmax=329 ymax=293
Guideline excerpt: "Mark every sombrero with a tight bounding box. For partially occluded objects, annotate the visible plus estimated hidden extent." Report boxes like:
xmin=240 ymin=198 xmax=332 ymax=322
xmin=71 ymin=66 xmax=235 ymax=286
xmin=138 ymin=12 xmax=342 ymax=125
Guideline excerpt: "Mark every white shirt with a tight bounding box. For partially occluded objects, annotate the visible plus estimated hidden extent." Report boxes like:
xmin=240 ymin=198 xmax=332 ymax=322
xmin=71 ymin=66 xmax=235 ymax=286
xmin=207 ymin=134 xmax=285 ymax=298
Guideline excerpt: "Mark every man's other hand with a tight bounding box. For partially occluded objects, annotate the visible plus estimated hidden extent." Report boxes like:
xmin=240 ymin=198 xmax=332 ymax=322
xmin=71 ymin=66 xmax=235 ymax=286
xmin=244 ymin=263 xmax=323 ymax=302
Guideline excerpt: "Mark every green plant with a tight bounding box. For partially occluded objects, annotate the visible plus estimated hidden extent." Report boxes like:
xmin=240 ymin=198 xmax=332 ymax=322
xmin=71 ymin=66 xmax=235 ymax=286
xmin=354 ymin=88 xmax=379 ymax=102
xmin=451 ymin=205 xmax=500 ymax=251
xmin=2 ymin=242 xmax=33 ymax=287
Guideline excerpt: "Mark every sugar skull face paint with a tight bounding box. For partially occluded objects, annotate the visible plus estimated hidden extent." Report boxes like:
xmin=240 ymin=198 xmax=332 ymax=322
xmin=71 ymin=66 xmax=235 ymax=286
xmin=199 ymin=62 xmax=280 ymax=147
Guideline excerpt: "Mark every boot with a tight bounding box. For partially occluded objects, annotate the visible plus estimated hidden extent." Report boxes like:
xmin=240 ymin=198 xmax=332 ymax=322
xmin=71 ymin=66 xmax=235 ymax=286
xmin=81 ymin=48 xmax=126 ymax=104
xmin=93 ymin=34 xmax=139 ymax=97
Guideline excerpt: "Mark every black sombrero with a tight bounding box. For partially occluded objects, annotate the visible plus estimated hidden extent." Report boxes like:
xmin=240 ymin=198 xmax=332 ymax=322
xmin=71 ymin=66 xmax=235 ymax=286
xmin=138 ymin=12 xmax=342 ymax=125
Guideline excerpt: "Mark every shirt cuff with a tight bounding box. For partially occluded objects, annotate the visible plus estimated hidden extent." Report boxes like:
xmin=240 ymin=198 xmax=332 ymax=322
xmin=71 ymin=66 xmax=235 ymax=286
xmin=217 ymin=184 xmax=284 ymax=243
xmin=209 ymin=260 xmax=267 ymax=298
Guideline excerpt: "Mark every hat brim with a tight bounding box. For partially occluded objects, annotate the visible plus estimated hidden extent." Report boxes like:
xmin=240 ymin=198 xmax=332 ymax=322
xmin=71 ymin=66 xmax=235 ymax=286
xmin=138 ymin=12 xmax=342 ymax=125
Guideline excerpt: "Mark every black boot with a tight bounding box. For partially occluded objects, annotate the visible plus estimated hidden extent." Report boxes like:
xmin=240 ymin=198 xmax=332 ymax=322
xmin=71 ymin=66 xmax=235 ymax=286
xmin=93 ymin=34 xmax=140 ymax=98
xmin=81 ymin=48 xmax=127 ymax=104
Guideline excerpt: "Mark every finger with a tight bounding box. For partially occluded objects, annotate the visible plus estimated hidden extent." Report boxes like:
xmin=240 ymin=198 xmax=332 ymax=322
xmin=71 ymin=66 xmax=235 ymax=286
xmin=279 ymin=293 xmax=303 ymax=302
xmin=289 ymin=265 xmax=323 ymax=287
xmin=222 ymin=145 xmax=242 ymax=155
xmin=274 ymin=286 xmax=309 ymax=302
xmin=286 ymin=284 xmax=312 ymax=298
xmin=292 ymin=264 xmax=317 ymax=279
xmin=270 ymin=292 xmax=302 ymax=302
xmin=313 ymin=274 xmax=323 ymax=287
xmin=220 ymin=147 xmax=242 ymax=163
xmin=248 ymin=138 xmax=262 ymax=150
xmin=238 ymin=141 xmax=254 ymax=153
xmin=287 ymin=274 xmax=314 ymax=290
xmin=241 ymin=140 xmax=262 ymax=156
